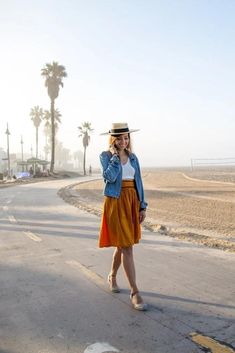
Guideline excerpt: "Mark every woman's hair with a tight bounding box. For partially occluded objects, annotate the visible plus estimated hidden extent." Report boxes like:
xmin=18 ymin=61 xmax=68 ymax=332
xmin=108 ymin=133 xmax=132 ymax=153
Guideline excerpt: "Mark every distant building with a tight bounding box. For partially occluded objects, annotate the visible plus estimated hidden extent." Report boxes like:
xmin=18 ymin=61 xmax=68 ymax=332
xmin=0 ymin=147 xmax=7 ymax=173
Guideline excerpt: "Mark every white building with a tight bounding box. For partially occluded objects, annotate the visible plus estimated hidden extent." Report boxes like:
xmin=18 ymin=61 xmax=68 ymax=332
xmin=0 ymin=147 xmax=7 ymax=173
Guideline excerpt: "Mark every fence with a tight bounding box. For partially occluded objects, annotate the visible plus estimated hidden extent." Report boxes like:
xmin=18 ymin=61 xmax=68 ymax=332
xmin=190 ymin=158 xmax=235 ymax=171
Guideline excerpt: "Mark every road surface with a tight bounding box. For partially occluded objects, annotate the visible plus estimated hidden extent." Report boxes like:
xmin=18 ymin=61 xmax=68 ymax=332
xmin=0 ymin=177 xmax=234 ymax=353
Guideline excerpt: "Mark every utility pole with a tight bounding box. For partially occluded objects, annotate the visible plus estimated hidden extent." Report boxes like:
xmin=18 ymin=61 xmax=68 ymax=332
xmin=5 ymin=123 xmax=10 ymax=178
xmin=21 ymin=135 xmax=24 ymax=171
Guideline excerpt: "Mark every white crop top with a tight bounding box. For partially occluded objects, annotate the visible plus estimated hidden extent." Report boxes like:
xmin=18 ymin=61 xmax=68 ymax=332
xmin=122 ymin=158 xmax=135 ymax=180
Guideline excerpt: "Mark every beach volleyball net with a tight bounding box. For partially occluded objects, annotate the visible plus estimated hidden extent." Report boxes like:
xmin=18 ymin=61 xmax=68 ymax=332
xmin=190 ymin=158 xmax=235 ymax=171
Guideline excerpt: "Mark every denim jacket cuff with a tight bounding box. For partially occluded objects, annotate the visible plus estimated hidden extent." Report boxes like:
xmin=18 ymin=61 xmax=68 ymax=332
xmin=140 ymin=201 xmax=148 ymax=210
xmin=110 ymin=154 xmax=120 ymax=163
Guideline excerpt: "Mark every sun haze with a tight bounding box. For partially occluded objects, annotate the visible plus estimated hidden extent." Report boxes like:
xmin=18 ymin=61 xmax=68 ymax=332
xmin=0 ymin=1 xmax=235 ymax=168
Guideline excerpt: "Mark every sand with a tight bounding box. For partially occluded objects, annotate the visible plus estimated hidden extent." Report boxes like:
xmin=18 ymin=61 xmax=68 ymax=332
xmin=58 ymin=168 xmax=235 ymax=252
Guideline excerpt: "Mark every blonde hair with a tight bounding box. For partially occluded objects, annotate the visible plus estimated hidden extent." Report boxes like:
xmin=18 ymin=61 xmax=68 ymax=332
xmin=108 ymin=134 xmax=132 ymax=153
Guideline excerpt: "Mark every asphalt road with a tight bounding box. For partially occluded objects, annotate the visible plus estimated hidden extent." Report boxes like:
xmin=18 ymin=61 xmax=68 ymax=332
xmin=0 ymin=177 xmax=234 ymax=353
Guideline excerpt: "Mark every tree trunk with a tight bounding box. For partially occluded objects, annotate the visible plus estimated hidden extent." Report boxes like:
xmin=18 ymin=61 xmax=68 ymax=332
xmin=83 ymin=146 xmax=86 ymax=175
xmin=50 ymin=99 xmax=55 ymax=173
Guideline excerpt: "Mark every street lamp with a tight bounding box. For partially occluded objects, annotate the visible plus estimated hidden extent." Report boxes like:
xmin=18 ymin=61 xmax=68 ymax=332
xmin=5 ymin=123 xmax=10 ymax=178
xmin=20 ymin=135 xmax=24 ymax=171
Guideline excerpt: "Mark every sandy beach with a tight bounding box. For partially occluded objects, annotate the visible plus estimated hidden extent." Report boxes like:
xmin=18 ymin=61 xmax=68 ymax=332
xmin=59 ymin=168 xmax=235 ymax=252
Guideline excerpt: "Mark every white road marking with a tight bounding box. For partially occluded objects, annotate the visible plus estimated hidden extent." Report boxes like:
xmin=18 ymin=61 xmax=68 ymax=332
xmin=8 ymin=215 xmax=17 ymax=223
xmin=3 ymin=206 xmax=8 ymax=211
xmin=66 ymin=260 xmax=104 ymax=286
xmin=6 ymin=199 xmax=12 ymax=204
xmin=84 ymin=342 xmax=119 ymax=353
xmin=23 ymin=231 xmax=42 ymax=242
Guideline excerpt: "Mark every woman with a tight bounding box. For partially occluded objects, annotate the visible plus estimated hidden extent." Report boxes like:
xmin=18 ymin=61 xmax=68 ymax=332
xmin=99 ymin=123 xmax=148 ymax=311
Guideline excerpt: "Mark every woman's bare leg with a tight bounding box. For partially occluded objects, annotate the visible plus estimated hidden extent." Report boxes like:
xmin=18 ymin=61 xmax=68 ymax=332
xmin=109 ymin=247 xmax=122 ymax=287
xmin=121 ymin=246 xmax=144 ymax=305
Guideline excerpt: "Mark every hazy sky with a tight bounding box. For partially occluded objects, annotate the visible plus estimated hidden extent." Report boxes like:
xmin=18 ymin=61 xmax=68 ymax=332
xmin=0 ymin=0 xmax=235 ymax=167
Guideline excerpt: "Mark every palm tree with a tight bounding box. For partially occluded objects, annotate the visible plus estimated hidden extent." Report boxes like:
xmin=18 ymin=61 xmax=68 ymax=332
xmin=43 ymin=110 xmax=51 ymax=160
xmin=73 ymin=150 xmax=83 ymax=170
xmin=78 ymin=122 xmax=93 ymax=175
xmin=30 ymin=106 xmax=43 ymax=158
xmin=41 ymin=61 xmax=67 ymax=173
xmin=43 ymin=109 xmax=62 ymax=161
xmin=43 ymin=109 xmax=62 ymax=133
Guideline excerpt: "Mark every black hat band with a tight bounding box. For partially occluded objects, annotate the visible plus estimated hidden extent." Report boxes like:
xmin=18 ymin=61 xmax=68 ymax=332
xmin=109 ymin=128 xmax=129 ymax=134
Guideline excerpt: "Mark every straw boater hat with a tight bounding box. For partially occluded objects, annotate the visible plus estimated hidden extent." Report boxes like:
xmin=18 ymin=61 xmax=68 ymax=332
xmin=100 ymin=123 xmax=139 ymax=135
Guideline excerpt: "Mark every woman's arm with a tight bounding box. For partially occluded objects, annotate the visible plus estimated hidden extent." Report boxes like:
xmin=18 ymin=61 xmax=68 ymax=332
xmin=135 ymin=156 xmax=148 ymax=210
xmin=100 ymin=151 xmax=121 ymax=183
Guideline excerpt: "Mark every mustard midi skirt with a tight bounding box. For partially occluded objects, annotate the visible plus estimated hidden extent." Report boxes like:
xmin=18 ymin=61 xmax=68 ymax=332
xmin=99 ymin=180 xmax=141 ymax=248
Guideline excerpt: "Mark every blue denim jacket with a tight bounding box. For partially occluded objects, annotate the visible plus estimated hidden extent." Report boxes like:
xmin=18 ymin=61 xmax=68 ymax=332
xmin=100 ymin=151 xmax=148 ymax=210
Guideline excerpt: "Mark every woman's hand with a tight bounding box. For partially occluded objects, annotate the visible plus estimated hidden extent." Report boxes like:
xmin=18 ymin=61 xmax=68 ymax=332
xmin=110 ymin=145 xmax=118 ymax=155
xmin=139 ymin=210 xmax=146 ymax=223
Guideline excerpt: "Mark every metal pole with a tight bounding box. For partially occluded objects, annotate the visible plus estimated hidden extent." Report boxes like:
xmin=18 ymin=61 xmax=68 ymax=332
xmin=5 ymin=123 xmax=10 ymax=178
xmin=191 ymin=158 xmax=193 ymax=172
xmin=21 ymin=135 xmax=24 ymax=171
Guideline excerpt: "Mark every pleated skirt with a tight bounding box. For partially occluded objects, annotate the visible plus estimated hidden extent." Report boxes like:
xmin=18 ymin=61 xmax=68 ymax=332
xmin=99 ymin=180 xmax=141 ymax=248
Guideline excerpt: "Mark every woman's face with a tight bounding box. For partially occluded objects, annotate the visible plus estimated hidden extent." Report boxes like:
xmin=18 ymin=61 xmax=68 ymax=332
xmin=115 ymin=134 xmax=129 ymax=150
